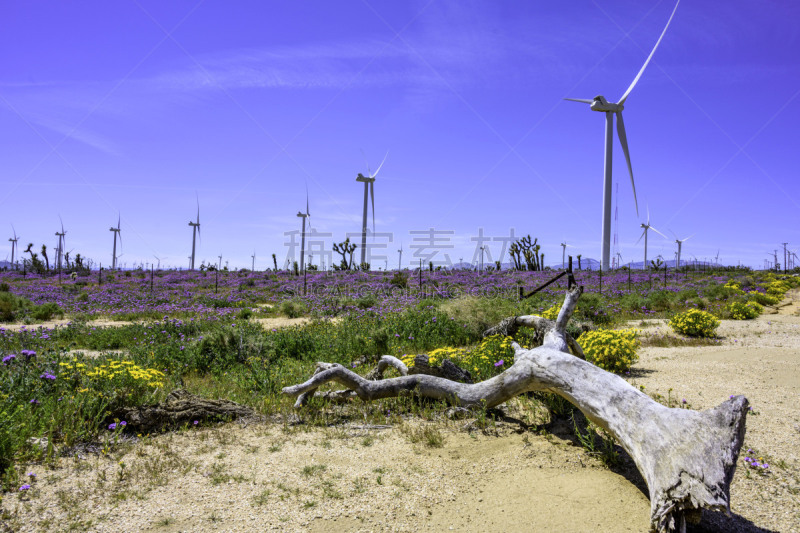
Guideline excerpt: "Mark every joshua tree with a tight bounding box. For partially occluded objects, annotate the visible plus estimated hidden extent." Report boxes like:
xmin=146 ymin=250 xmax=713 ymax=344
xmin=333 ymin=238 xmax=357 ymax=270
xmin=577 ymin=254 xmax=582 ymax=270
xmin=272 ymin=253 xmax=278 ymax=271
xmin=509 ymin=235 xmax=544 ymax=271
xmin=40 ymin=245 xmax=50 ymax=272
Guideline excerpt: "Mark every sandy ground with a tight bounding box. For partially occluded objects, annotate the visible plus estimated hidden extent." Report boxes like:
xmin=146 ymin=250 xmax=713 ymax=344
xmin=1 ymin=316 xmax=310 ymax=333
xmin=2 ymin=293 xmax=799 ymax=532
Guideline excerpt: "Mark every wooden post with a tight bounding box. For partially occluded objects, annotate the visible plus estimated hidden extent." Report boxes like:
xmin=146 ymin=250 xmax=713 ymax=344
xmin=215 ymin=270 xmax=218 ymax=294
xmin=599 ymin=265 xmax=602 ymax=294
xmin=99 ymin=264 xmax=102 ymax=285
xmin=664 ymin=264 xmax=667 ymax=288
xmin=151 ymin=265 xmax=154 ymax=292
xmin=628 ymin=266 xmax=631 ymax=292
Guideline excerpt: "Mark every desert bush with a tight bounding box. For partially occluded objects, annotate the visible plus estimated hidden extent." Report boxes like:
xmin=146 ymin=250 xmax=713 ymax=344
xmin=578 ymin=328 xmax=640 ymax=373
xmin=280 ymin=299 xmax=308 ymax=318
xmin=669 ymin=309 xmax=720 ymax=338
xmin=0 ymin=282 xmax=9 ymax=292
xmin=727 ymin=301 xmax=762 ymax=320
xmin=0 ymin=292 xmax=32 ymax=322
xmin=766 ymin=280 xmax=791 ymax=297
xmin=541 ymin=305 xmax=560 ymax=320
xmin=31 ymin=302 xmax=62 ymax=321
xmin=401 ymin=334 xmax=515 ymax=381
xmin=747 ymin=291 xmax=779 ymax=306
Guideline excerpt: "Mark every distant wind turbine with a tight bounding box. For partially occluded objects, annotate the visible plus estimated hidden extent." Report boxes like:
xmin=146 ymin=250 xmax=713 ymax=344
xmin=636 ymin=210 xmax=666 ymax=268
xmin=188 ymin=197 xmax=201 ymax=270
xmin=153 ymin=255 xmax=161 ymax=269
xmin=251 ymin=251 xmax=256 ymax=272
xmin=356 ymin=151 xmax=388 ymax=267
xmin=397 ymin=244 xmax=403 ymax=270
xmin=218 ymin=254 xmax=223 ymax=270
xmin=55 ymin=218 xmax=67 ymax=271
xmin=560 ymin=241 xmax=572 ymax=269
xmin=110 ymin=215 xmax=122 ymax=270
xmin=8 ymin=226 xmax=19 ymax=270
xmin=296 ymin=189 xmax=310 ymax=273
xmin=674 ymin=234 xmax=693 ymax=269
xmin=565 ymin=0 xmax=680 ymax=270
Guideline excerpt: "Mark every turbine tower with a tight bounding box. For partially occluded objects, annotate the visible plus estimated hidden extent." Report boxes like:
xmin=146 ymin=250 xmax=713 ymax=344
xmin=674 ymin=234 xmax=692 ymax=270
xmin=297 ymin=190 xmax=310 ymax=273
xmin=218 ymin=254 xmax=223 ymax=270
xmin=397 ymin=244 xmax=403 ymax=270
xmin=188 ymin=198 xmax=201 ymax=270
xmin=251 ymin=251 xmax=256 ymax=272
xmin=8 ymin=226 xmax=19 ymax=270
xmin=55 ymin=218 xmax=66 ymax=271
xmin=565 ymin=0 xmax=680 ymax=270
xmin=356 ymin=151 xmax=388 ymax=267
xmin=154 ymin=255 xmax=161 ymax=269
xmin=110 ymin=215 xmax=121 ymax=270
xmin=636 ymin=211 xmax=666 ymax=269
xmin=560 ymin=241 xmax=571 ymax=269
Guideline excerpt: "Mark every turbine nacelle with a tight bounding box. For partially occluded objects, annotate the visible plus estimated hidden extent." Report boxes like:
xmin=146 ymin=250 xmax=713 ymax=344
xmin=355 ymin=174 xmax=375 ymax=183
xmin=590 ymin=96 xmax=623 ymax=113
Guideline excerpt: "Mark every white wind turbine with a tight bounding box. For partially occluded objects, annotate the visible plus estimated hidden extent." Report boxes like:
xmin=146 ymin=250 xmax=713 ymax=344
xmin=153 ymin=255 xmax=161 ymax=270
xmin=560 ymin=241 xmax=573 ymax=269
xmin=296 ymin=189 xmax=310 ymax=273
xmin=188 ymin=197 xmax=201 ymax=270
xmin=397 ymin=243 xmax=403 ymax=270
xmin=8 ymin=226 xmax=19 ymax=270
xmin=110 ymin=214 xmax=121 ymax=270
xmin=636 ymin=210 xmax=666 ymax=269
xmin=356 ymin=151 xmax=388 ymax=267
xmin=565 ymin=0 xmax=680 ymax=271
xmin=673 ymin=234 xmax=693 ymax=269
xmin=251 ymin=251 xmax=256 ymax=272
xmin=55 ymin=218 xmax=67 ymax=271
xmin=218 ymin=254 xmax=223 ymax=270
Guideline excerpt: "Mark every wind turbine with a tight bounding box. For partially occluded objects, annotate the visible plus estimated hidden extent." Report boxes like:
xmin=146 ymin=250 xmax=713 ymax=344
xmin=397 ymin=244 xmax=403 ymax=270
xmin=560 ymin=241 xmax=572 ymax=269
xmin=188 ymin=197 xmax=201 ymax=270
xmin=110 ymin=215 xmax=122 ymax=270
xmin=673 ymin=234 xmax=692 ymax=270
xmin=296 ymin=189 xmax=310 ymax=273
xmin=55 ymin=218 xmax=67 ymax=271
xmin=356 ymin=151 xmax=388 ymax=267
xmin=153 ymin=255 xmax=161 ymax=270
xmin=251 ymin=251 xmax=256 ymax=272
xmin=636 ymin=211 xmax=666 ymax=269
xmin=8 ymin=226 xmax=19 ymax=270
xmin=218 ymin=254 xmax=223 ymax=270
xmin=565 ymin=0 xmax=680 ymax=270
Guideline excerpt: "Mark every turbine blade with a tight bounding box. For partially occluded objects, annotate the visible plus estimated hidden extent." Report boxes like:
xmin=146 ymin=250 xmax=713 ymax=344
xmin=619 ymin=0 xmax=681 ymax=104
xmin=616 ymin=111 xmax=638 ymax=216
xmin=370 ymin=181 xmax=375 ymax=235
xmin=683 ymin=234 xmax=694 ymax=242
xmin=563 ymin=98 xmax=594 ymax=104
xmin=646 ymin=205 xmax=650 ymax=226
xmin=635 ymin=229 xmax=646 ymax=245
xmin=360 ymin=148 xmax=370 ymax=175
xmin=650 ymin=226 xmax=668 ymax=239
xmin=371 ymin=151 xmax=388 ymax=178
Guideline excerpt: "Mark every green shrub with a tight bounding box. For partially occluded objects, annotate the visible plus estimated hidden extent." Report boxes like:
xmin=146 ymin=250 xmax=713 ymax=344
xmin=31 ymin=302 xmax=62 ymax=321
xmin=0 ymin=283 xmax=9 ymax=292
xmin=280 ymin=299 xmax=308 ymax=318
xmin=578 ymin=329 xmax=639 ymax=373
xmin=669 ymin=309 xmax=720 ymax=338
xmin=747 ymin=291 xmax=779 ymax=306
xmin=237 ymin=308 xmax=253 ymax=320
xmin=727 ymin=301 xmax=762 ymax=320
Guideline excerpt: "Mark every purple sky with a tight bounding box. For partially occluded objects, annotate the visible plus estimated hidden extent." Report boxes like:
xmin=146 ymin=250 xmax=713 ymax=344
xmin=1 ymin=0 xmax=798 ymax=270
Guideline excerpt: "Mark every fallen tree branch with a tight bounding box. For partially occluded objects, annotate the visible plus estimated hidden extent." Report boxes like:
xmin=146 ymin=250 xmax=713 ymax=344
xmin=282 ymin=285 xmax=748 ymax=532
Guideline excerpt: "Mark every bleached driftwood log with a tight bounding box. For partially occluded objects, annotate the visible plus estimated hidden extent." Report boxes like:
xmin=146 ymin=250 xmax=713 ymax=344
xmin=283 ymin=286 xmax=748 ymax=532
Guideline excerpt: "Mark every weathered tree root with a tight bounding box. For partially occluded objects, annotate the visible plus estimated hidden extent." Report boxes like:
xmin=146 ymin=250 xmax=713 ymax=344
xmin=112 ymin=389 xmax=255 ymax=432
xmin=282 ymin=286 xmax=748 ymax=532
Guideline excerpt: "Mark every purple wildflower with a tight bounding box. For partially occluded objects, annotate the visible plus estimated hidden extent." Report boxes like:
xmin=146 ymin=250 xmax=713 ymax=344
xmin=2 ymin=354 xmax=16 ymax=364
xmin=193 ymin=420 xmax=199 ymax=426
xmin=108 ymin=422 xmax=117 ymax=430
xmin=29 ymin=398 xmax=40 ymax=405
xmin=494 ymin=359 xmax=505 ymax=367
xmin=40 ymin=373 xmax=57 ymax=381
xmin=19 ymin=484 xmax=31 ymax=491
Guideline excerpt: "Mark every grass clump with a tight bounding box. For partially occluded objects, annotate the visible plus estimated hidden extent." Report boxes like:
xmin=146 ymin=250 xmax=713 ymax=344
xmin=669 ymin=309 xmax=720 ymax=338
xmin=578 ymin=329 xmax=640 ymax=374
